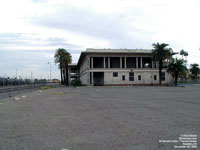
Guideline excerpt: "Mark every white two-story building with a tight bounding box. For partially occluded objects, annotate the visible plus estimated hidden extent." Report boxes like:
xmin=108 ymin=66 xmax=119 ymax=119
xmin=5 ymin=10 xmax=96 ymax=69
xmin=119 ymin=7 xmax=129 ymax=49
xmin=69 ymin=48 xmax=173 ymax=86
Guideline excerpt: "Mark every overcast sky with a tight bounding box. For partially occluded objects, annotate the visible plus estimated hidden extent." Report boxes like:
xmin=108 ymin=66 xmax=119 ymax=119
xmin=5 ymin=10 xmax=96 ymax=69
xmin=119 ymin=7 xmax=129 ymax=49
xmin=0 ymin=0 xmax=200 ymax=79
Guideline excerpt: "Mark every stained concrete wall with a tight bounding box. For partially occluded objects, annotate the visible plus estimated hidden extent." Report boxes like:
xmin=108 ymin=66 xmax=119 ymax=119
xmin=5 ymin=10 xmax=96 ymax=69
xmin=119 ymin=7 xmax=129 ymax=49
xmin=90 ymin=69 xmax=173 ymax=85
xmin=80 ymin=56 xmax=89 ymax=74
xmin=80 ymin=71 xmax=89 ymax=85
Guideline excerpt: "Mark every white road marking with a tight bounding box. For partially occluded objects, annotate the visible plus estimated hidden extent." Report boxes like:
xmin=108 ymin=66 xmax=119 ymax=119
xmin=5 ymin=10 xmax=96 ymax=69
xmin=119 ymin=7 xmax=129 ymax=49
xmin=21 ymin=95 xmax=26 ymax=98
xmin=12 ymin=97 xmax=21 ymax=101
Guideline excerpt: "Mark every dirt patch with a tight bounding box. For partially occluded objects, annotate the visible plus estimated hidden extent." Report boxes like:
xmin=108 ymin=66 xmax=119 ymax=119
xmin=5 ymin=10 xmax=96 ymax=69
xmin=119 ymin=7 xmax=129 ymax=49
xmin=52 ymin=92 xmax=71 ymax=95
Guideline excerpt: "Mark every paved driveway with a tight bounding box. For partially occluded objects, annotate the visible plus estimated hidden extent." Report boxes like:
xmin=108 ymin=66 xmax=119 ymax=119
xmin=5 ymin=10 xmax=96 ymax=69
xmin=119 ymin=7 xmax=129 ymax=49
xmin=0 ymin=86 xmax=199 ymax=150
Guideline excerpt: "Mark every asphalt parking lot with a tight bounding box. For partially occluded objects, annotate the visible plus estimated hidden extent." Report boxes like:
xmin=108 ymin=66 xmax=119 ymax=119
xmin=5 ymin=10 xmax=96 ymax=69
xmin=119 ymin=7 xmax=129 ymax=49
xmin=0 ymin=86 xmax=199 ymax=150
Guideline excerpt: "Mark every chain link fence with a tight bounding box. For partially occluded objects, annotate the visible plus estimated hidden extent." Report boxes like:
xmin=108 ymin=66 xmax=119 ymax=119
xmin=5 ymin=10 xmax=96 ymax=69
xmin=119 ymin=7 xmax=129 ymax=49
xmin=0 ymin=77 xmax=50 ymax=100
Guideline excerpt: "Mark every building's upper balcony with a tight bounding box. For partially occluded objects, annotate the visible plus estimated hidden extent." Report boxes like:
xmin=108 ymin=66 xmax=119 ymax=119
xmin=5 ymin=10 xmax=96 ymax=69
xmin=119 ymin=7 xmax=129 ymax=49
xmin=90 ymin=56 xmax=169 ymax=69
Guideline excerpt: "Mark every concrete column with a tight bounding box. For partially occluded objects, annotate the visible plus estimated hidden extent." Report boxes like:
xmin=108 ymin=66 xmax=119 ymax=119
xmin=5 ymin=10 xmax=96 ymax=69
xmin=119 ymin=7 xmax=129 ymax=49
xmin=104 ymin=57 xmax=105 ymax=68
xmin=125 ymin=57 xmax=126 ymax=68
xmin=108 ymin=57 xmax=110 ymax=68
xmin=136 ymin=57 xmax=138 ymax=68
xmin=91 ymin=57 xmax=93 ymax=69
xmin=141 ymin=57 xmax=143 ymax=68
xmin=120 ymin=57 xmax=122 ymax=68
xmin=152 ymin=61 xmax=154 ymax=68
xmin=91 ymin=72 xmax=93 ymax=85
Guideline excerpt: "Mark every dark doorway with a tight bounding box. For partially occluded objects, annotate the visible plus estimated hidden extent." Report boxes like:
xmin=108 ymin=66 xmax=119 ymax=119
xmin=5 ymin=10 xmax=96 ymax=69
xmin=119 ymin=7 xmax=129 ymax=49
xmin=93 ymin=72 xmax=104 ymax=86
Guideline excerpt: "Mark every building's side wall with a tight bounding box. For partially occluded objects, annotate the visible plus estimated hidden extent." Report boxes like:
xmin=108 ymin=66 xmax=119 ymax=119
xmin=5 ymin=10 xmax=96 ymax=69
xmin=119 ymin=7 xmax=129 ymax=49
xmin=79 ymin=56 xmax=90 ymax=85
xmin=80 ymin=71 xmax=89 ymax=85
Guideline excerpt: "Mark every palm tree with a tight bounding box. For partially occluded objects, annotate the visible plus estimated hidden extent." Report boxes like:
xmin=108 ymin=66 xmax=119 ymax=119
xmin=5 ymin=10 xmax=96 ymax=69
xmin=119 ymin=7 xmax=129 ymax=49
xmin=190 ymin=64 xmax=200 ymax=81
xmin=62 ymin=51 xmax=72 ymax=85
xmin=183 ymin=51 xmax=188 ymax=58
xmin=54 ymin=48 xmax=72 ymax=85
xmin=167 ymin=58 xmax=187 ymax=86
xmin=180 ymin=49 xmax=188 ymax=61
xmin=180 ymin=49 xmax=185 ymax=59
xmin=183 ymin=51 xmax=188 ymax=62
xmin=152 ymin=43 xmax=173 ymax=85
xmin=54 ymin=48 xmax=66 ymax=84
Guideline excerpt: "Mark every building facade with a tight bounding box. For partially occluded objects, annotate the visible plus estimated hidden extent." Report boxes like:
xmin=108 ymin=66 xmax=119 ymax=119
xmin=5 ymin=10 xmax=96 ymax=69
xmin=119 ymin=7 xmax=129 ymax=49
xmin=69 ymin=48 xmax=173 ymax=86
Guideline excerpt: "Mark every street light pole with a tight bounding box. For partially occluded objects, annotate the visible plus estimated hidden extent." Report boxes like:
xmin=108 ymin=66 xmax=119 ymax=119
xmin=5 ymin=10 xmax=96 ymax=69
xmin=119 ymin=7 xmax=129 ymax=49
xmin=48 ymin=62 xmax=51 ymax=82
xmin=31 ymin=71 xmax=33 ymax=81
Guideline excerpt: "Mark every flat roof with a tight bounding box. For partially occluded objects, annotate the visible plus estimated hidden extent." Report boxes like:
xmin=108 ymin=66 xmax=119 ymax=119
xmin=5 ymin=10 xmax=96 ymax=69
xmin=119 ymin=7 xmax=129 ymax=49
xmin=85 ymin=48 xmax=152 ymax=53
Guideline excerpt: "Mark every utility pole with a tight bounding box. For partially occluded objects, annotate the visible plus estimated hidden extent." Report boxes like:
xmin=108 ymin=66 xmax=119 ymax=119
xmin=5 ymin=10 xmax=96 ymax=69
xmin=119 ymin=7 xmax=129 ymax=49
xmin=48 ymin=62 xmax=51 ymax=82
xmin=31 ymin=71 xmax=32 ymax=80
xmin=31 ymin=71 xmax=33 ymax=82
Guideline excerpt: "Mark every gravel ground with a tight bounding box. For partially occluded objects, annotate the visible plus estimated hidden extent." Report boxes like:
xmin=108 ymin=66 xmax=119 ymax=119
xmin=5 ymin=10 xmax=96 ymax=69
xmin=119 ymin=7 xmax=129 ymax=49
xmin=0 ymin=86 xmax=199 ymax=150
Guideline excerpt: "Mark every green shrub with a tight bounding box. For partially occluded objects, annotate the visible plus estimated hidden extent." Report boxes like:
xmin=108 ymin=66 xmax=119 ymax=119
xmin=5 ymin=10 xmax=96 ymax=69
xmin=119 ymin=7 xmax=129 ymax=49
xmin=39 ymin=85 xmax=56 ymax=90
xmin=72 ymin=79 xmax=82 ymax=87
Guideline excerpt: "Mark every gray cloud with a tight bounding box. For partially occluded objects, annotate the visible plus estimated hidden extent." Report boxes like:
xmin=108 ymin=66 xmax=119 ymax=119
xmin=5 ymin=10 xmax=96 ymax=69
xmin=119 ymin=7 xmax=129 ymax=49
xmin=0 ymin=32 xmax=82 ymax=49
xmin=0 ymin=31 xmax=82 ymax=78
xmin=29 ymin=5 xmax=153 ymax=48
xmin=0 ymin=33 xmax=36 ymax=45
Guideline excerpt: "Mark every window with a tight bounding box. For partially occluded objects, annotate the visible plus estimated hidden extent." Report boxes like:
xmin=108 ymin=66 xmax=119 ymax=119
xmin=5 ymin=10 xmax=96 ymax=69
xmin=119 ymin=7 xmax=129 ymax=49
xmin=138 ymin=75 xmax=141 ymax=80
xmin=113 ymin=72 xmax=118 ymax=77
xmin=105 ymin=57 xmax=108 ymax=68
xmin=110 ymin=57 xmax=120 ymax=68
xmin=138 ymin=57 xmax=141 ymax=68
xmin=93 ymin=57 xmax=104 ymax=68
xmin=161 ymin=72 xmax=165 ymax=81
xmin=126 ymin=57 xmax=136 ymax=68
xmin=122 ymin=75 xmax=125 ymax=81
xmin=129 ymin=72 xmax=134 ymax=81
xmin=154 ymin=75 xmax=157 ymax=80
